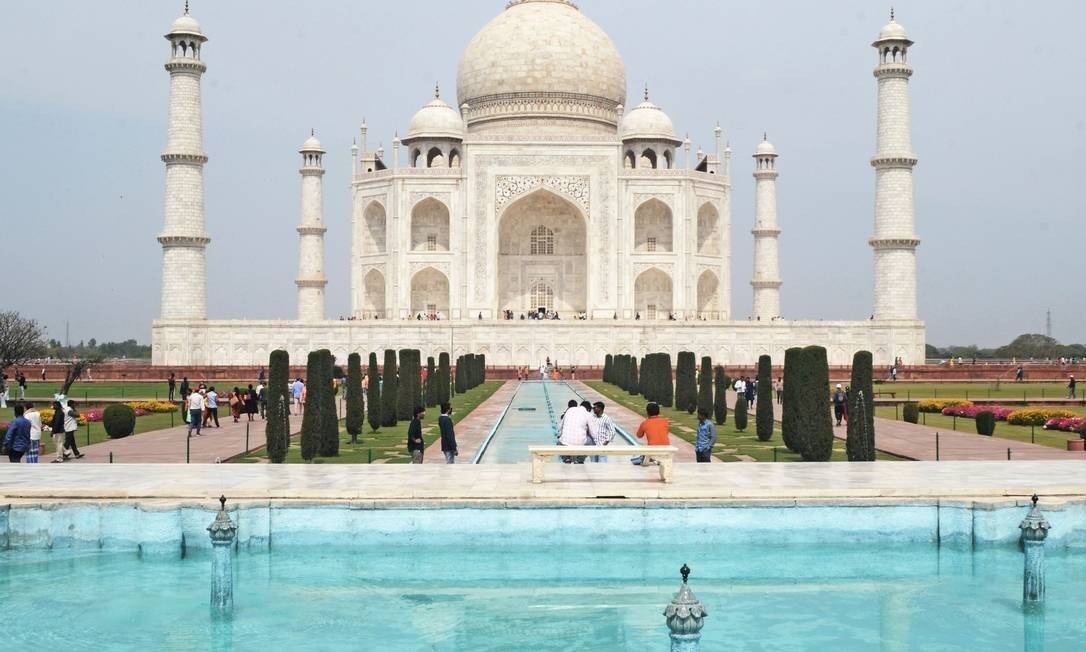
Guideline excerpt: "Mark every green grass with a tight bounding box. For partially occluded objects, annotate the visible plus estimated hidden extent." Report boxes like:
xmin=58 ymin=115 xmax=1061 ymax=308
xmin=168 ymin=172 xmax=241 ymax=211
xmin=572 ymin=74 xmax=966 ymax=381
xmin=586 ymin=381 xmax=902 ymax=462
xmin=867 ymin=382 xmax=1080 ymax=401
xmin=876 ymin=406 xmax=1086 ymax=450
xmin=10 ymin=381 xmax=178 ymax=400
xmin=234 ymin=380 xmax=504 ymax=464
xmin=0 ymin=407 xmax=181 ymax=457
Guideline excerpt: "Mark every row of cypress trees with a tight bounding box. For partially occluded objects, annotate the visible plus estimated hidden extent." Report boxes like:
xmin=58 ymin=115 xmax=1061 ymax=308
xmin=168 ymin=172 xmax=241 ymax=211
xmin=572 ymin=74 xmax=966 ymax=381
xmin=454 ymin=353 xmax=486 ymax=393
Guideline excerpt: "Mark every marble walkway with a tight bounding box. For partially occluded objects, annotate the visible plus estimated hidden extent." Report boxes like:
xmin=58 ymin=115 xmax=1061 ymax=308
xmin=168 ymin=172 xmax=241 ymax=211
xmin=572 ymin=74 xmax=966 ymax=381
xmin=421 ymin=380 xmax=518 ymax=463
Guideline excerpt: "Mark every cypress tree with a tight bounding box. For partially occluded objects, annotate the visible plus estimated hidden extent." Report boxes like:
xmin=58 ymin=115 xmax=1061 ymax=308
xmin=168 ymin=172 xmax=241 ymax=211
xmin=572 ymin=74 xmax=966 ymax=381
xmin=381 ymin=349 xmax=398 ymax=427
xmin=713 ymin=365 xmax=728 ymax=425
xmin=265 ymin=349 xmax=290 ymax=463
xmin=628 ymin=356 xmax=639 ymax=395
xmin=454 ymin=356 xmax=463 ymax=394
xmin=479 ymin=354 xmax=486 ymax=384
xmin=300 ymin=350 xmax=322 ymax=461
xmin=846 ymin=350 xmax=876 ymax=461
xmin=425 ymin=356 xmax=437 ymax=407
xmin=781 ymin=347 xmax=801 ymax=452
xmin=397 ymin=349 xmax=422 ymax=420
xmin=675 ymin=351 xmax=697 ymax=413
xmin=697 ymin=356 xmax=713 ymax=418
xmin=638 ymin=356 xmax=647 ymax=396
xmin=437 ymin=352 xmax=451 ymax=405
xmin=800 ymin=345 xmax=835 ymax=462
xmin=615 ymin=355 xmax=627 ymax=391
xmin=345 ymin=352 xmax=364 ymax=444
xmin=604 ymin=354 xmax=613 ymax=383
xmin=465 ymin=354 xmax=476 ymax=390
xmin=734 ymin=393 xmax=748 ymax=431
xmin=366 ymin=352 xmax=381 ymax=433
xmin=756 ymin=354 xmax=774 ymax=442
xmin=318 ymin=350 xmax=339 ymax=457
xmin=660 ymin=353 xmax=674 ymax=408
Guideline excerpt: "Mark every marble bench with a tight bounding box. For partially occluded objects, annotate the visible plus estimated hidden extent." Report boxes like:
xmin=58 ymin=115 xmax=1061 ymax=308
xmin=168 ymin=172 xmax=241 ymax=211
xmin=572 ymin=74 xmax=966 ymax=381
xmin=528 ymin=445 xmax=678 ymax=483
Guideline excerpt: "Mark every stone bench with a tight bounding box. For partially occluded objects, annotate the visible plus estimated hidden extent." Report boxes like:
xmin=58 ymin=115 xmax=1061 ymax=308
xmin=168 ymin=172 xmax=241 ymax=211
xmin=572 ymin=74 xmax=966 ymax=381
xmin=528 ymin=446 xmax=678 ymax=484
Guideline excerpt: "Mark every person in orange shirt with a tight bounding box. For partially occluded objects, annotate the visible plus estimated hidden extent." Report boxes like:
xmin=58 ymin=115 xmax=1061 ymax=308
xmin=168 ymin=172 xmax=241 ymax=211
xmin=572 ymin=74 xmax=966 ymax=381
xmin=635 ymin=402 xmax=670 ymax=464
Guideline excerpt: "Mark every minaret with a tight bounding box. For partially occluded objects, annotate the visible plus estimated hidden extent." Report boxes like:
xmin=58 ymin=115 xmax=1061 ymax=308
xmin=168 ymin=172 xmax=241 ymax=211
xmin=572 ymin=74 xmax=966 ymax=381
xmin=751 ymin=135 xmax=782 ymax=320
xmin=870 ymin=10 xmax=920 ymax=320
xmin=296 ymin=131 xmax=327 ymax=321
xmin=158 ymin=3 xmax=210 ymax=320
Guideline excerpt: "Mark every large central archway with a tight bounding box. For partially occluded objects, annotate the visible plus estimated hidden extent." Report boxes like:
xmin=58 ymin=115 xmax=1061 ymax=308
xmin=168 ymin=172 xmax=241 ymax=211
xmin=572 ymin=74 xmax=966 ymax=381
xmin=497 ymin=189 xmax=587 ymax=316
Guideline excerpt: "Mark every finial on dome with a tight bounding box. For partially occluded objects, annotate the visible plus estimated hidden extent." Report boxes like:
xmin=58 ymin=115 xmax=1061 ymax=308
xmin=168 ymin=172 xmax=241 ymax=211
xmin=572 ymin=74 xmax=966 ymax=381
xmin=890 ymin=6 xmax=895 ymax=21
xmin=763 ymin=132 xmax=767 ymax=141
xmin=435 ymin=82 xmax=440 ymax=99
xmin=184 ymin=1 xmax=190 ymax=15
xmin=644 ymin=83 xmax=649 ymax=102
xmin=311 ymin=128 xmax=315 ymax=137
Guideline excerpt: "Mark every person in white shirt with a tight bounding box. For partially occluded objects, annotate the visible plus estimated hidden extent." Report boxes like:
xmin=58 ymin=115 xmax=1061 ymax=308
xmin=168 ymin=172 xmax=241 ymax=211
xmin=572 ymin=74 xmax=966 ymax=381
xmin=62 ymin=400 xmax=84 ymax=459
xmin=25 ymin=403 xmax=43 ymax=463
xmin=187 ymin=390 xmax=205 ymax=437
xmin=205 ymin=387 xmax=220 ymax=428
xmin=733 ymin=377 xmax=745 ymax=396
xmin=558 ymin=399 xmax=592 ymax=463
xmin=589 ymin=401 xmax=616 ymax=463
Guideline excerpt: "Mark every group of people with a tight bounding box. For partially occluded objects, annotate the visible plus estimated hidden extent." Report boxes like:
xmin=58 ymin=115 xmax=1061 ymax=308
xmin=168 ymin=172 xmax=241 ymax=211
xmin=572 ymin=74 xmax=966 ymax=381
xmin=406 ymin=403 xmax=458 ymax=464
xmin=0 ymin=370 xmax=28 ymax=407
xmin=556 ymin=399 xmax=617 ymax=463
xmin=2 ymin=397 xmax=84 ymax=463
xmin=182 ymin=383 xmax=263 ymax=438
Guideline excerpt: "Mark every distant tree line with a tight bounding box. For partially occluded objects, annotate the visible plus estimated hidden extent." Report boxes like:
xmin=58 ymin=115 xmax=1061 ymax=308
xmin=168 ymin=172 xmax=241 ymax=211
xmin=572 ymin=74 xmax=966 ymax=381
xmin=927 ymin=334 xmax=1086 ymax=361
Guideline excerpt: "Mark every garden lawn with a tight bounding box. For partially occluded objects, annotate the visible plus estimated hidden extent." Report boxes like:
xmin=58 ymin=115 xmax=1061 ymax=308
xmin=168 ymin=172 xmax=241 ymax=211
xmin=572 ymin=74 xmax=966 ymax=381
xmin=875 ymin=406 xmax=1086 ymax=450
xmin=0 ymin=407 xmax=180 ymax=457
xmin=586 ymin=381 xmax=902 ymax=462
xmin=13 ymin=382 xmax=177 ymax=400
xmin=865 ymin=382 xmax=1079 ymax=401
xmin=234 ymin=380 xmax=503 ymax=464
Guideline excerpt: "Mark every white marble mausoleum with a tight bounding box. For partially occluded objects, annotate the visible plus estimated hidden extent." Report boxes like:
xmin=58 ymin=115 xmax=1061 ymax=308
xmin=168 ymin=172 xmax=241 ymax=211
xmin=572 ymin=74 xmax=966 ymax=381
xmin=152 ymin=1 xmax=925 ymax=367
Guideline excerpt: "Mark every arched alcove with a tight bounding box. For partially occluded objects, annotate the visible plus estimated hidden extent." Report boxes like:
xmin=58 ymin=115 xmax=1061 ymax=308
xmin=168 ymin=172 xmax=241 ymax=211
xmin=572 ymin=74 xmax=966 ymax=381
xmin=361 ymin=268 xmax=386 ymax=318
xmin=361 ymin=201 xmax=386 ymax=255
xmin=410 ymin=198 xmax=450 ymax=251
xmin=696 ymin=202 xmax=720 ymax=256
xmin=634 ymin=198 xmax=673 ymax=252
xmin=696 ymin=270 xmax=719 ymax=318
xmin=410 ymin=267 xmax=450 ymax=318
xmin=634 ymin=268 xmax=673 ymax=319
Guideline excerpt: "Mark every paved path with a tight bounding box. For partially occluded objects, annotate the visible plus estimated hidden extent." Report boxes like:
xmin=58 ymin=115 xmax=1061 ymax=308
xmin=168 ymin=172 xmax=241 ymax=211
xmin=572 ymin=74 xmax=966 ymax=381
xmin=569 ymin=380 xmax=705 ymax=462
xmin=422 ymin=380 xmax=519 ymax=463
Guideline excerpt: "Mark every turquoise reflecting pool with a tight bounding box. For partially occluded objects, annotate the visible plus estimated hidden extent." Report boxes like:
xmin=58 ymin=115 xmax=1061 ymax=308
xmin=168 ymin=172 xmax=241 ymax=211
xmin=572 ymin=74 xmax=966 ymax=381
xmin=1 ymin=543 xmax=1082 ymax=650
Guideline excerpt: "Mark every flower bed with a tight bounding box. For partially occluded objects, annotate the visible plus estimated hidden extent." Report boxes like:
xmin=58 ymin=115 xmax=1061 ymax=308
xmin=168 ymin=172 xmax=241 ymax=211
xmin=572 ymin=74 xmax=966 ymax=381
xmin=918 ymin=399 xmax=972 ymax=413
xmin=125 ymin=400 xmax=177 ymax=414
xmin=1006 ymin=407 xmax=1079 ymax=427
xmin=941 ymin=404 xmax=1015 ymax=421
xmin=1043 ymin=417 xmax=1086 ymax=434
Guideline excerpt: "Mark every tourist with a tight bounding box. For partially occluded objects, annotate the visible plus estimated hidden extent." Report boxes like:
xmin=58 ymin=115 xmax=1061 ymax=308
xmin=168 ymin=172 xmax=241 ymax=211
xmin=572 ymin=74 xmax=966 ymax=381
xmin=558 ymin=398 xmax=591 ymax=463
xmin=257 ymin=383 xmax=267 ymax=419
xmin=48 ymin=400 xmax=66 ymax=462
xmin=63 ymin=400 xmax=84 ymax=459
xmin=168 ymin=372 xmax=177 ymax=401
xmin=439 ymin=403 xmax=457 ymax=463
xmin=17 ymin=372 xmax=27 ymax=400
xmin=589 ymin=401 xmax=616 ymax=463
xmin=0 ymin=374 xmax=6 ymax=408
xmin=40 ymin=367 xmax=46 ymax=382
xmin=635 ymin=402 xmax=670 ymax=465
xmin=292 ymin=378 xmax=305 ymax=415
xmin=229 ymin=387 xmax=242 ymax=422
xmin=570 ymin=366 xmax=577 ymax=381
xmin=833 ymin=384 xmax=847 ymax=426
xmin=245 ymin=384 xmax=258 ymax=421
xmin=539 ymin=362 xmax=547 ymax=381
xmin=407 ymin=406 xmax=426 ymax=463
xmin=180 ymin=376 xmax=190 ymax=399
xmin=774 ymin=377 xmax=783 ymax=404
xmin=258 ymin=366 xmax=266 ymax=385
xmin=733 ymin=376 xmax=746 ymax=398
xmin=3 ymin=404 xmax=31 ymax=463
xmin=1069 ymin=375 xmax=1077 ymax=400
xmin=187 ymin=389 xmax=205 ymax=437
xmin=1015 ymin=366 xmax=1024 ymax=382
xmin=205 ymin=386 xmax=220 ymax=428
xmin=745 ymin=376 xmax=755 ymax=408
xmin=695 ymin=408 xmax=717 ymax=463
xmin=24 ymin=402 xmax=42 ymax=463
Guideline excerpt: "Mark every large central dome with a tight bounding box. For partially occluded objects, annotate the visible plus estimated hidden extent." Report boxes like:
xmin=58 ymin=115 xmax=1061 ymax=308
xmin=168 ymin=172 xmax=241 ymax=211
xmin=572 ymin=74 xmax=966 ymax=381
xmin=457 ymin=0 xmax=627 ymax=135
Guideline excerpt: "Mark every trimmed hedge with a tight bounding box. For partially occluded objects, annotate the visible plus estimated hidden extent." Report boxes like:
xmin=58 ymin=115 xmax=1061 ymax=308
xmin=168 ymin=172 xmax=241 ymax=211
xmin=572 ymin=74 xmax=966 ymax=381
xmin=366 ymin=352 xmax=381 ymax=433
xmin=397 ymin=349 xmax=422 ymax=421
xmin=781 ymin=347 xmax=801 ymax=452
xmin=713 ymin=366 xmax=728 ymax=425
xmin=1007 ymin=407 xmax=1078 ymax=426
xmin=345 ymin=353 xmax=363 ymax=443
xmin=976 ymin=410 xmax=996 ymax=436
xmin=734 ymin=394 xmax=748 ymax=432
xmin=628 ymin=356 xmax=639 ymax=395
xmin=799 ymin=346 xmax=835 ymax=462
xmin=425 ymin=356 xmax=437 ymax=408
xmin=675 ymin=352 xmax=697 ymax=413
xmin=918 ymin=399 xmax=971 ymax=413
xmin=437 ymin=352 xmax=451 ymax=405
xmin=266 ymin=349 xmax=290 ymax=462
xmin=300 ymin=350 xmax=323 ymax=461
xmin=845 ymin=350 xmax=876 ymax=461
xmin=603 ymin=354 xmax=614 ymax=384
xmin=755 ymin=354 xmax=774 ymax=442
xmin=381 ymin=350 xmax=398 ymax=427
xmin=103 ymin=404 xmax=136 ymax=439
xmin=698 ymin=356 xmax=713 ymax=419
xmin=902 ymin=402 xmax=919 ymax=424
xmin=318 ymin=350 xmax=339 ymax=457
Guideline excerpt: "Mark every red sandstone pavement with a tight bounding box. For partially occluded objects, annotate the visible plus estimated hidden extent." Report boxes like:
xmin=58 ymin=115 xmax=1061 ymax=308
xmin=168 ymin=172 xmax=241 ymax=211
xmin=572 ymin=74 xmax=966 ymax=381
xmin=422 ymin=380 xmax=519 ymax=463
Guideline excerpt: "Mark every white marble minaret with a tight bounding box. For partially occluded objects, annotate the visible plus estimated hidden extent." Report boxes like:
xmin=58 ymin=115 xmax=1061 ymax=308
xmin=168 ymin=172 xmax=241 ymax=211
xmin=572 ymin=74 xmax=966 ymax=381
xmin=296 ymin=131 xmax=327 ymax=321
xmin=751 ymin=135 xmax=782 ymax=321
xmin=158 ymin=5 xmax=209 ymax=320
xmin=870 ymin=11 xmax=920 ymax=320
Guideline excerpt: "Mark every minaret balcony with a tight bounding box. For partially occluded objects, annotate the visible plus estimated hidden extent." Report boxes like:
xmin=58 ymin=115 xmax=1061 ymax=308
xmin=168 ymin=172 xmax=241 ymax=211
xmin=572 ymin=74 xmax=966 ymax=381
xmin=870 ymin=154 xmax=917 ymax=168
xmin=869 ymin=237 xmax=920 ymax=250
xmin=157 ymin=234 xmax=211 ymax=247
xmin=751 ymin=227 xmax=781 ymax=237
xmin=750 ymin=279 xmax=782 ymax=289
xmin=296 ymin=225 xmax=327 ymax=236
xmin=161 ymin=152 xmax=208 ymax=164
xmin=295 ymin=278 xmax=328 ymax=288
xmin=873 ymin=64 xmax=912 ymax=79
xmin=164 ymin=59 xmax=207 ymax=74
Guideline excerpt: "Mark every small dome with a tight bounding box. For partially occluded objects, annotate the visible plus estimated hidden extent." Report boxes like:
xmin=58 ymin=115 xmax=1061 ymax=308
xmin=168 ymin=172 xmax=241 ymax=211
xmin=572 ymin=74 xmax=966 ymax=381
xmin=405 ymin=94 xmax=465 ymax=141
xmin=169 ymin=13 xmax=202 ymax=36
xmin=877 ymin=17 xmax=908 ymax=42
xmin=755 ymin=137 xmax=777 ymax=155
xmin=300 ymin=132 xmax=324 ymax=153
xmin=619 ymin=99 xmax=679 ymax=142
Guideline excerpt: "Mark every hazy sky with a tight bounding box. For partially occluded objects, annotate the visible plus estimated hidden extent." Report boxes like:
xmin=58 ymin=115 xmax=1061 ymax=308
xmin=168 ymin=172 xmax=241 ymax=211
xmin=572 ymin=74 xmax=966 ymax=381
xmin=3 ymin=0 xmax=1084 ymax=348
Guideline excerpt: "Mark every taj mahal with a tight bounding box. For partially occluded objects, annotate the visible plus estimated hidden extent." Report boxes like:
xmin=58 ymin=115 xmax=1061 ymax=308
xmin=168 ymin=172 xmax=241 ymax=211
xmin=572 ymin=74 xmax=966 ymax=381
xmin=152 ymin=0 xmax=924 ymax=367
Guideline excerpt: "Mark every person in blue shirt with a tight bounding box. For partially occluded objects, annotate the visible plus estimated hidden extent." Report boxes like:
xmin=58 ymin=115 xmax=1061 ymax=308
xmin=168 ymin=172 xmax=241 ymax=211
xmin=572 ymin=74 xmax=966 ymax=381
xmin=694 ymin=408 xmax=717 ymax=463
xmin=3 ymin=404 xmax=32 ymax=463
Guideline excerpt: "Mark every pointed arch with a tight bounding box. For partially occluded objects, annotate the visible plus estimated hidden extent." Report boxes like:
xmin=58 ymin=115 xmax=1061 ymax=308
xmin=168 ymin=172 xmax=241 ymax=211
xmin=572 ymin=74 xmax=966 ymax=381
xmin=696 ymin=202 xmax=721 ymax=256
xmin=624 ymin=150 xmax=636 ymax=169
xmin=634 ymin=198 xmax=673 ymax=252
xmin=410 ymin=197 xmax=450 ymax=251
xmin=634 ymin=267 xmax=673 ymax=320
xmin=449 ymin=149 xmax=461 ymax=168
xmin=361 ymin=200 xmax=386 ymax=255
xmin=361 ymin=268 xmax=386 ymax=318
xmin=410 ymin=266 xmax=450 ymax=318
xmin=639 ymin=148 xmax=658 ymax=170
xmin=426 ymin=147 xmax=444 ymax=168
xmin=696 ymin=269 xmax=720 ymax=319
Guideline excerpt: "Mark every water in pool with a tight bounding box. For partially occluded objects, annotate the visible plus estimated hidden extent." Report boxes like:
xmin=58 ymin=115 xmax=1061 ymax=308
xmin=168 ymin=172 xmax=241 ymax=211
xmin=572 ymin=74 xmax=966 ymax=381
xmin=1 ymin=543 xmax=1082 ymax=650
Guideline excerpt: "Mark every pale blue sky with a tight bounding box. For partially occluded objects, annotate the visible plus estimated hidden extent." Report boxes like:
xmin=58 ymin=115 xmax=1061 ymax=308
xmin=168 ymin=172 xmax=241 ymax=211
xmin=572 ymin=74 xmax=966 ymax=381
xmin=2 ymin=0 xmax=1083 ymax=347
